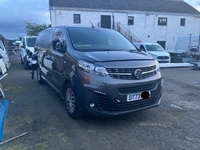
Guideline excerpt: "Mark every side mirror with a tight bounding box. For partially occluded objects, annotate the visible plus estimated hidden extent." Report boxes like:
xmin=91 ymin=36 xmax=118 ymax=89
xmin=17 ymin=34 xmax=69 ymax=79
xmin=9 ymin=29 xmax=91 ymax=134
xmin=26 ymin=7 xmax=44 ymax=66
xmin=21 ymin=45 xmax=25 ymax=49
xmin=54 ymin=40 xmax=66 ymax=53
xmin=140 ymin=48 xmax=146 ymax=52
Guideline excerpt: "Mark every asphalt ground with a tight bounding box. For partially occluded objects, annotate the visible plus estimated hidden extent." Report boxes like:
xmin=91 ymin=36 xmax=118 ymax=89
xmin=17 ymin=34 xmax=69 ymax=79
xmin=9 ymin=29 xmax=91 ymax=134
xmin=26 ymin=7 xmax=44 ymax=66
xmin=0 ymin=53 xmax=200 ymax=150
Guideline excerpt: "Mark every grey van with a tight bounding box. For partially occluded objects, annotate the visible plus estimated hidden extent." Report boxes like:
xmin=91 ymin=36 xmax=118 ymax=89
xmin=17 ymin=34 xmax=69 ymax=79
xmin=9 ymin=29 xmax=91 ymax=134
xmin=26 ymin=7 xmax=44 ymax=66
xmin=35 ymin=26 xmax=162 ymax=119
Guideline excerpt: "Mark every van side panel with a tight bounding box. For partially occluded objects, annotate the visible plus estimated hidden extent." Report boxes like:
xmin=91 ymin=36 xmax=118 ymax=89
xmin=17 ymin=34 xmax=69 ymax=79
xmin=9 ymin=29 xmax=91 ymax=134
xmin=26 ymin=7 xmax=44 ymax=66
xmin=175 ymin=35 xmax=199 ymax=51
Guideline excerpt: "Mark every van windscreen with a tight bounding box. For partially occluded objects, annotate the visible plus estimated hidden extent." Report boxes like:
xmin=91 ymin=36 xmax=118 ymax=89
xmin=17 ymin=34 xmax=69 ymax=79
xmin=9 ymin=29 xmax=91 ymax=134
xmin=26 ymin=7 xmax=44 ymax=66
xmin=26 ymin=38 xmax=36 ymax=47
xmin=67 ymin=27 xmax=136 ymax=51
xmin=145 ymin=44 xmax=164 ymax=51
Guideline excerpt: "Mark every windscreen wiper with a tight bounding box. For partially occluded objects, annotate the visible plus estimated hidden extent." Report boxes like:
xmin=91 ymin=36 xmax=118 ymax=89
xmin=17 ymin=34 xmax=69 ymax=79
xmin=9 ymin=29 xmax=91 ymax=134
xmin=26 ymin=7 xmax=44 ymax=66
xmin=98 ymin=49 xmax=112 ymax=51
xmin=129 ymin=49 xmax=141 ymax=53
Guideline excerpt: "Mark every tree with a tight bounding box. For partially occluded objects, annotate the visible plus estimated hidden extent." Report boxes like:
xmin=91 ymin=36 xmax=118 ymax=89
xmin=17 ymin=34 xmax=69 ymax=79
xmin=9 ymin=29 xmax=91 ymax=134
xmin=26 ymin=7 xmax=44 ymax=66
xmin=24 ymin=22 xmax=51 ymax=36
xmin=0 ymin=34 xmax=3 ymax=41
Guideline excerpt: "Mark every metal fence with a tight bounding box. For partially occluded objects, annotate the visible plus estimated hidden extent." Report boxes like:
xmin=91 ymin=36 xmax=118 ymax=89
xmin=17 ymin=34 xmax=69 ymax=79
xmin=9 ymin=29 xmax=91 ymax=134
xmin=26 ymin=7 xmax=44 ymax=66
xmin=5 ymin=46 xmax=19 ymax=55
xmin=114 ymin=22 xmax=140 ymax=43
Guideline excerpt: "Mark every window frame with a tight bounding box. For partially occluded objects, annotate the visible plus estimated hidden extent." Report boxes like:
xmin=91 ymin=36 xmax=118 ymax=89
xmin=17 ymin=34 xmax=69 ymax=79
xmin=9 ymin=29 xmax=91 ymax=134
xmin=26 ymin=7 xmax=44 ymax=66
xmin=180 ymin=18 xmax=186 ymax=26
xmin=73 ymin=14 xmax=81 ymax=24
xmin=127 ymin=16 xmax=134 ymax=25
xmin=158 ymin=17 xmax=167 ymax=26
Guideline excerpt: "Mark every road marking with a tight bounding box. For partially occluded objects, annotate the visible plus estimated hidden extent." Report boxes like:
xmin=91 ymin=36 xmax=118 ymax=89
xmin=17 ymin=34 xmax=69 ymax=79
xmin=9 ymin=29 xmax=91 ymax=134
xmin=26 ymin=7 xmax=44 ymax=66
xmin=170 ymin=104 xmax=183 ymax=110
xmin=171 ymin=101 xmax=200 ymax=110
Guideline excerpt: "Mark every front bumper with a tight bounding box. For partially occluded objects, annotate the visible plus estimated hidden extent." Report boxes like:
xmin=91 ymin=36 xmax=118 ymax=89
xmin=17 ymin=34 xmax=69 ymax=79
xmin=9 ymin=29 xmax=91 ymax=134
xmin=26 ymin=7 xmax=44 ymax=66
xmin=157 ymin=59 xmax=171 ymax=63
xmin=75 ymin=72 xmax=162 ymax=116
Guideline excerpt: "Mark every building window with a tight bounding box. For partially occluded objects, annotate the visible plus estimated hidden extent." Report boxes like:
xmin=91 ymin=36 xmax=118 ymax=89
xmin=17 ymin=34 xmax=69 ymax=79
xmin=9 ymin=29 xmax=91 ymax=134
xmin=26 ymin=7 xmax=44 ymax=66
xmin=128 ymin=16 xmax=134 ymax=25
xmin=73 ymin=14 xmax=81 ymax=24
xmin=158 ymin=17 xmax=167 ymax=26
xmin=180 ymin=18 xmax=185 ymax=26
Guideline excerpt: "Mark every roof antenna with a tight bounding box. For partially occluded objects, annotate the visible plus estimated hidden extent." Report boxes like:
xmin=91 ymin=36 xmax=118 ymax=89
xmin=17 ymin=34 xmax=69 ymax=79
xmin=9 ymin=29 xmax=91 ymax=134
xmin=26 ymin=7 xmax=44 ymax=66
xmin=90 ymin=20 xmax=95 ymax=28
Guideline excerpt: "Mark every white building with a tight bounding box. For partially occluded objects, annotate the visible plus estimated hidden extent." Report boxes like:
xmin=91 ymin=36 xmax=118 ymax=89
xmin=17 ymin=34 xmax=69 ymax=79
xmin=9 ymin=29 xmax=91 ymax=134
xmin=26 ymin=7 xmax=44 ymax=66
xmin=49 ymin=0 xmax=200 ymax=51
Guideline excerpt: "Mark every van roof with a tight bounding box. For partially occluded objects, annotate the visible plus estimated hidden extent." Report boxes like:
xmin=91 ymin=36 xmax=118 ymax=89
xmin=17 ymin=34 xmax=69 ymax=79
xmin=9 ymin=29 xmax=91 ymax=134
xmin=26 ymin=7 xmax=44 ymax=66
xmin=134 ymin=42 xmax=159 ymax=45
xmin=24 ymin=36 xmax=37 ymax=38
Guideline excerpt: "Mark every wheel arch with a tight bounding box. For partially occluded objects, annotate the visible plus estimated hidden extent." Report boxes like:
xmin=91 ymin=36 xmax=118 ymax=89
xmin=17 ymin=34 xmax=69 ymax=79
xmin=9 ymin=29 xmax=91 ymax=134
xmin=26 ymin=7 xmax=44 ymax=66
xmin=62 ymin=79 xmax=71 ymax=97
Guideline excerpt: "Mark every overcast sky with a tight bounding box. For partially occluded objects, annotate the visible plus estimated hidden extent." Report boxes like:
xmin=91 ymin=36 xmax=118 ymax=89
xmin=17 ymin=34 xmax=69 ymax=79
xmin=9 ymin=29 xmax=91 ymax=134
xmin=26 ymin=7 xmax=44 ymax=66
xmin=0 ymin=0 xmax=50 ymax=39
xmin=0 ymin=0 xmax=200 ymax=40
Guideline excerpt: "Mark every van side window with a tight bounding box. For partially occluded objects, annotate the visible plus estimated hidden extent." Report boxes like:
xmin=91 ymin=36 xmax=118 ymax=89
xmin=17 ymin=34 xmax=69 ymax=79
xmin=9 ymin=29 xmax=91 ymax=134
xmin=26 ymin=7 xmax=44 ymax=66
xmin=53 ymin=28 xmax=64 ymax=38
xmin=140 ymin=45 xmax=146 ymax=51
xmin=36 ymin=28 xmax=53 ymax=49
xmin=180 ymin=18 xmax=185 ymax=26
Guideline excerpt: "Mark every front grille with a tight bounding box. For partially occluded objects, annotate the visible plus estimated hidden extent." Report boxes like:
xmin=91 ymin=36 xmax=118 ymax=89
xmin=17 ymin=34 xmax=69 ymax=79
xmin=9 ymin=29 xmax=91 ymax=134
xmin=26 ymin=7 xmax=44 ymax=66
xmin=118 ymin=83 xmax=156 ymax=94
xmin=97 ymin=95 xmax=156 ymax=112
xmin=158 ymin=61 xmax=169 ymax=63
xmin=157 ymin=56 xmax=169 ymax=59
xmin=95 ymin=93 xmax=112 ymax=111
xmin=107 ymin=65 xmax=156 ymax=80
xmin=89 ymin=90 xmax=158 ymax=112
xmin=113 ymin=98 xmax=155 ymax=111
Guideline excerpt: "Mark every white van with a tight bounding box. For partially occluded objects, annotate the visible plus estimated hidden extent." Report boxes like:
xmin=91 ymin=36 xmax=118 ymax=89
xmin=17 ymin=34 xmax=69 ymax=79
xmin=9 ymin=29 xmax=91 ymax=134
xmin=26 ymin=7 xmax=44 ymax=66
xmin=175 ymin=34 xmax=199 ymax=52
xmin=0 ymin=40 xmax=11 ymax=69
xmin=19 ymin=36 xmax=37 ymax=69
xmin=133 ymin=42 xmax=171 ymax=63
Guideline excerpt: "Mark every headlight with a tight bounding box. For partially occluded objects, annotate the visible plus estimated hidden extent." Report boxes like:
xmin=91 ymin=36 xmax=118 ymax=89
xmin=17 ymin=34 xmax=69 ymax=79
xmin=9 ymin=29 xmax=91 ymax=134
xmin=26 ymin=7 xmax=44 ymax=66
xmin=155 ymin=60 xmax=160 ymax=72
xmin=78 ymin=60 xmax=108 ymax=76
xmin=94 ymin=67 xmax=108 ymax=76
xmin=78 ymin=60 xmax=95 ymax=71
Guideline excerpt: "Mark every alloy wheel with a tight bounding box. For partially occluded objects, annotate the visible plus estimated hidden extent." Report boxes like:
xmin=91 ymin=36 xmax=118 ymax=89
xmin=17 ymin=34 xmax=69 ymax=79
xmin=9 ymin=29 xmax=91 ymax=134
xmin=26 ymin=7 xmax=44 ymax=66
xmin=65 ymin=88 xmax=75 ymax=113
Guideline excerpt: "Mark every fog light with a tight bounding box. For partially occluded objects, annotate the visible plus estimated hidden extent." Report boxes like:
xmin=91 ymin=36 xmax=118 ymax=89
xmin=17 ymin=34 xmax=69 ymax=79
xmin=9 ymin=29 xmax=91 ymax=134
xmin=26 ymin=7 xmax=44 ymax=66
xmin=90 ymin=103 xmax=95 ymax=107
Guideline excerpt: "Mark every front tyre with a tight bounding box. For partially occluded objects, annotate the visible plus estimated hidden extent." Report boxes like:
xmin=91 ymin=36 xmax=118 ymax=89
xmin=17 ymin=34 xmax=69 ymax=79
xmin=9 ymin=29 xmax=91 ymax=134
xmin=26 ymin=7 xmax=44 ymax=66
xmin=64 ymin=83 xmax=83 ymax=119
xmin=24 ymin=55 xmax=29 ymax=70
xmin=20 ymin=56 xmax=24 ymax=65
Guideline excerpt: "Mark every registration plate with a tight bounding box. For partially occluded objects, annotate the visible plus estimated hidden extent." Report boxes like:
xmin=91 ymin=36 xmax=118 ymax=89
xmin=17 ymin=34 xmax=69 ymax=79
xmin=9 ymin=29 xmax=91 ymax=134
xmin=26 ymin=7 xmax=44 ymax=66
xmin=127 ymin=93 xmax=142 ymax=102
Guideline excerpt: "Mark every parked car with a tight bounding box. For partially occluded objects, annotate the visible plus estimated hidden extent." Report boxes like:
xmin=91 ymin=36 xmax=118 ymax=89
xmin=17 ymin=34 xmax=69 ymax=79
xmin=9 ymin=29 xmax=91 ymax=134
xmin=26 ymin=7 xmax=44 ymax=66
xmin=0 ymin=40 xmax=11 ymax=70
xmin=19 ymin=36 xmax=37 ymax=69
xmin=133 ymin=42 xmax=171 ymax=63
xmin=35 ymin=26 xmax=162 ymax=119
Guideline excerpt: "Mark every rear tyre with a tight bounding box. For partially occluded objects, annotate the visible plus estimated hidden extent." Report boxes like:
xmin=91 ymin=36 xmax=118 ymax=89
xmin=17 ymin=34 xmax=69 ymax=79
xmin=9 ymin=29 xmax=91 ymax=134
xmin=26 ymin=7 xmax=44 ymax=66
xmin=20 ymin=56 xmax=24 ymax=65
xmin=24 ymin=56 xmax=29 ymax=70
xmin=64 ymin=83 xmax=83 ymax=119
xmin=37 ymin=67 xmax=45 ymax=84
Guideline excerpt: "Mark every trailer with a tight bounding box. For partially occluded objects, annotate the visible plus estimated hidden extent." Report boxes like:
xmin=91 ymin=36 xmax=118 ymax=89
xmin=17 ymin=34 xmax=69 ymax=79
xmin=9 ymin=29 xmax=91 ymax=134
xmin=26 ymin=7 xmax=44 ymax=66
xmin=168 ymin=34 xmax=200 ymax=67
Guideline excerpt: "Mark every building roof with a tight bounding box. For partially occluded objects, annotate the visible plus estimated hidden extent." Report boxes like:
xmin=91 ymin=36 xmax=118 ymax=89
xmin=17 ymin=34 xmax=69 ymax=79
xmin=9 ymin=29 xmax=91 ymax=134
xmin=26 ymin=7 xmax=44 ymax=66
xmin=49 ymin=0 xmax=200 ymax=15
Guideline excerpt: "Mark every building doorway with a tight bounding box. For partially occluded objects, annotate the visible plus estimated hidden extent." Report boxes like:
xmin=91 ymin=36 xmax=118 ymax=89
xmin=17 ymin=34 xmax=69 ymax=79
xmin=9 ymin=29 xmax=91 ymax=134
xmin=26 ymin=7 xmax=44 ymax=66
xmin=101 ymin=15 xmax=111 ymax=29
xmin=157 ymin=41 xmax=166 ymax=49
